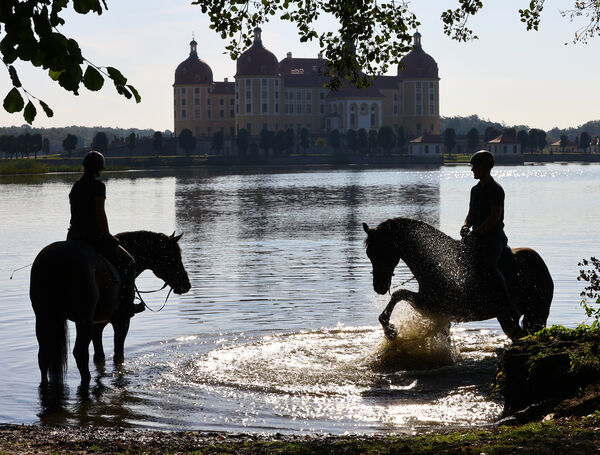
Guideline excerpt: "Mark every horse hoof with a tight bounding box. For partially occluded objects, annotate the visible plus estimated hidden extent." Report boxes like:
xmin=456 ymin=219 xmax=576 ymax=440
xmin=378 ymin=313 xmax=390 ymax=326
xmin=383 ymin=324 xmax=398 ymax=341
xmin=93 ymin=354 xmax=106 ymax=364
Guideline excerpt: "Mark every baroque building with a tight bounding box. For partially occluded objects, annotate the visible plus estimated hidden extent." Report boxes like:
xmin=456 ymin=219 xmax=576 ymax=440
xmin=173 ymin=29 xmax=440 ymax=140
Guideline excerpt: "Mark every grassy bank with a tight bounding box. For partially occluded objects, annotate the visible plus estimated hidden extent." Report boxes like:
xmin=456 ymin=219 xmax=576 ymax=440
xmin=2 ymin=416 xmax=600 ymax=454
xmin=0 ymin=159 xmax=127 ymax=175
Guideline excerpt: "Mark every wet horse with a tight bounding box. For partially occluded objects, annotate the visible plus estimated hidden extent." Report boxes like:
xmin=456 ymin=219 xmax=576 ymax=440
xmin=363 ymin=218 xmax=553 ymax=341
xmin=30 ymin=231 xmax=191 ymax=385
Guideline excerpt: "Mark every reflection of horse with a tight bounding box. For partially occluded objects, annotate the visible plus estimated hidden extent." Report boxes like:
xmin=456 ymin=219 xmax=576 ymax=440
xmin=363 ymin=218 xmax=553 ymax=341
xmin=30 ymin=231 xmax=191 ymax=385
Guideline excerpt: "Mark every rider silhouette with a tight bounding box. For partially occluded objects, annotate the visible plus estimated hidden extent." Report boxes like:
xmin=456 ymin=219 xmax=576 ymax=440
xmin=461 ymin=150 xmax=516 ymax=317
xmin=67 ymin=151 xmax=144 ymax=317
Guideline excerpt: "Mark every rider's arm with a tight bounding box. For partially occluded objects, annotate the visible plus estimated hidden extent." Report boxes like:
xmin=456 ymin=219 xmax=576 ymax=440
xmin=473 ymin=204 xmax=502 ymax=235
xmin=95 ymin=196 xmax=111 ymax=236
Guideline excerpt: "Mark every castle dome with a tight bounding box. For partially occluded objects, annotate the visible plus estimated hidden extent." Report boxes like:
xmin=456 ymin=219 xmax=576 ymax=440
xmin=235 ymin=28 xmax=279 ymax=77
xmin=174 ymin=39 xmax=213 ymax=85
xmin=398 ymin=32 xmax=439 ymax=79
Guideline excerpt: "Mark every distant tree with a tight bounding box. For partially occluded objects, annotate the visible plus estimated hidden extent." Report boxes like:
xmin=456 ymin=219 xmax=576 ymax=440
xmin=274 ymin=130 xmax=286 ymax=155
xmin=236 ymin=128 xmax=249 ymax=156
xmin=178 ymin=128 xmax=196 ymax=156
xmin=153 ymin=131 xmax=163 ymax=156
xmin=5 ymin=135 xmax=17 ymax=159
xmin=535 ymin=129 xmax=547 ymax=151
xmin=357 ymin=128 xmax=368 ymax=154
xmin=516 ymin=130 xmax=529 ymax=152
xmin=329 ymin=129 xmax=341 ymax=154
xmin=285 ymin=128 xmax=295 ymax=154
xmin=346 ymin=129 xmax=358 ymax=155
xmin=17 ymin=134 xmax=29 ymax=158
xmin=580 ymin=131 xmax=592 ymax=152
xmin=377 ymin=126 xmax=396 ymax=155
xmin=560 ymin=134 xmax=569 ymax=152
xmin=396 ymin=125 xmax=406 ymax=151
xmin=484 ymin=126 xmax=502 ymax=142
xmin=62 ymin=133 xmax=77 ymax=158
xmin=368 ymin=129 xmax=378 ymax=153
xmin=300 ymin=128 xmax=310 ymax=154
xmin=212 ymin=131 xmax=225 ymax=154
xmin=127 ymin=132 xmax=136 ymax=153
xmin=260 ymin=129 xmax=276 ymax=156
xmin=466 ymin=127 xmax=480 ymax=152
xmin=503 ymin=127 xmax=517 ymax=139
xmin=92 ymin=131 xmax=108 ymax=153
xmin=444 ymin=127 xmax=457 ymax=154
xmin=42 ymin=138 xmax=50 ymax=155
xmin=315 ymin=137 xmax=327 ymax=149
xmin=31 ymin=133 xmax=42 ymax=159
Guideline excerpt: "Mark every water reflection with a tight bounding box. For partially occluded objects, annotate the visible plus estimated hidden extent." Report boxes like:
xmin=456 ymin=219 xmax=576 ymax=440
xmin=172 ymin=168 xmax=440 ymax=330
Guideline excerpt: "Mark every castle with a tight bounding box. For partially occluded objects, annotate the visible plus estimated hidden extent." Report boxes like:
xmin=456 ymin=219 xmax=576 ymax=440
xmin=173 ymin=29 xmax=440 ymax=142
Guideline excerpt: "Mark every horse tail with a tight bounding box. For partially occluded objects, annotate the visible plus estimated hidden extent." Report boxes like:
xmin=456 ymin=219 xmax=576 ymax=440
xmin=35 ymin=315 xmax=69 ymax=384
xmin=515 ymin=248 xmax=554 ymax=334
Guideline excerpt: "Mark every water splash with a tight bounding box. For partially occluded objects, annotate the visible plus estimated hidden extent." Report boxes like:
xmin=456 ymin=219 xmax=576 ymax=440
xmin=372 ymin=306 xmax=457 ymax=372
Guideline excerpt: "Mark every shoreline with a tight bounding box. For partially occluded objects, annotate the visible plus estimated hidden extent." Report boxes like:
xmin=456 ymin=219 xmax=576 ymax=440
xmin=2 ymin=417 xmax=600 ymax=454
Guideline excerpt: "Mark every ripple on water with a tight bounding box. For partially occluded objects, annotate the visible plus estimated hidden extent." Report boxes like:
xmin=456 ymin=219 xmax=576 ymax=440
xmin=132 ymin=319 xmax=508 ymax=433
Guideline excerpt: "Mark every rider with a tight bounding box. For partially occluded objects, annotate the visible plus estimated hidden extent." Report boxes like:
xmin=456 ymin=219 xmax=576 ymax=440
xmin=461 ymin=150 xmax=515 ymax=315
xmin=67 ymin=150 xmax=144 ymax=316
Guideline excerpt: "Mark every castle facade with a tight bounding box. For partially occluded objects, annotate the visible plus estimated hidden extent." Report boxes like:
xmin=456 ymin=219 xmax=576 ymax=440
xmin=173 ymin=29 xmax=440 ymax=140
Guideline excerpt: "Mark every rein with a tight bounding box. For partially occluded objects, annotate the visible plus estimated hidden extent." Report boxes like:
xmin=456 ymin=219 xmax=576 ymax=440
xmin=134 ymin=282 xmax=172 ymax=312
xmin=389 ymin=275 xmax=417 ymax=295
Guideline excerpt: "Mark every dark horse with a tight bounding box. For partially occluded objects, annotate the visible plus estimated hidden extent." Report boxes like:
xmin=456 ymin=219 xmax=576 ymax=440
xmin=363 ymin=218 xmax=553 ymax=341
xmin=30 ymin=231 xmax=191 ymax=385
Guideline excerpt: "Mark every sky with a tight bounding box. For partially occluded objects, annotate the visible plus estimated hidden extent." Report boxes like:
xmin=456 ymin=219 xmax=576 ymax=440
xmin=0 ymin=0 xmax=598 ymax=131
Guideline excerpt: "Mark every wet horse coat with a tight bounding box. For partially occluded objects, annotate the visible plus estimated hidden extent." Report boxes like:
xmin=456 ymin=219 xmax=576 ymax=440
xmin=363 ymin=218 xmax=553 ymax=341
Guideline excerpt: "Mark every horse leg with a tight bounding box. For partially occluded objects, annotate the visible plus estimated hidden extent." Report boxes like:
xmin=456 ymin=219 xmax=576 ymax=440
xmin=73 ymin=321 xmax=93 ymax=385
xmin=35 ymin=319 xmax=50 ymax=385
xmin=92 ymin=322 xmax=107 ymax=364
xmin=497 ymin=312 xmax=524 ymax=342
xmin=379 ymin=289 xmax=418 ymax=341
xmin=112 ymin=317 xmax=130 ymax=364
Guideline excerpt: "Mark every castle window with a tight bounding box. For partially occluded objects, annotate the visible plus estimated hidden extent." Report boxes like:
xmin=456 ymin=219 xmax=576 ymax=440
xmin=220 ymin=98 xmax=224 ymax=105
xmin=230 ymin=98 xmax=234 ymax=105
xmin=246 ymin=103 xmax=251 ymax=113
xmin=230 ymin=110 xmax=234 ymax=117
xmin=207 ymin=110 xmax=211 ymax=118
xmin=181 ymin=88 xmax=187 ymax=95
xmin=194 ymin=109 xmax=200 ymax=119
xmin=181 ymin=109 xmax=187 ymax=119
xmin=181 ymin=98 xmax=186 ymax=106
xmin=262 ymin=103 xmax=268 ymax=113
xmin=195 ymin=87 xmax=200 ymax=94
xmin=220 ymin=110 xmax=224 ymax=118
xmin=207 ymin=98 xmax=211 ymax=105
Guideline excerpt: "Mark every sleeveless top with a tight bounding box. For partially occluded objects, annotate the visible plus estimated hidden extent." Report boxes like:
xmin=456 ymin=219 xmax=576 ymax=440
xmin=68 ymin=175 xmax=106 ymax=245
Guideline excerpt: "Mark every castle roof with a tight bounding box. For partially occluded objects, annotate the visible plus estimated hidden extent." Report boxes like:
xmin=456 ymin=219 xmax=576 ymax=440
xmin=174 ymin=39 xmax=213 ymax=85
xmin=235 ymin=28 xmax=279 ymax=77
xmin=398 ymin=32 xmax=439 ymax=80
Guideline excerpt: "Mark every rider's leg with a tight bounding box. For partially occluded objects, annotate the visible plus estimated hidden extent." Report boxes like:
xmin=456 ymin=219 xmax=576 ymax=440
xmin=485 ymin=236 xmax=521 ymax=321
xmin=113 ymin=245 xmax=144 ymax=316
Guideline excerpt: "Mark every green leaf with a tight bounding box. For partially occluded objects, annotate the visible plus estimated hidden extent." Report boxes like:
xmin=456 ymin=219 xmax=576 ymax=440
xmin=83 ymin=65 xmax=104 ymax=91
xmin=8 ymin=65 xmax=21 ymax=88
xmin=39 ymin=100 xmax=54 ymax=118
xmin=126 ymin=84 xmax=141 ymax=103
xmin=49 ymin=69 xmax=64 ymax=81
xmin=23 ymin=101 xmax=36 ymax=124
xmin=3 ymin=88 xmax=24 ymax=113
xmin=106 ymin=66 xmax=127 ymax=85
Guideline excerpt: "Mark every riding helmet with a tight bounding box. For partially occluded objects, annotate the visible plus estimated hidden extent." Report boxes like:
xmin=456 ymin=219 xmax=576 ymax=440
xmin=82 ymin=150 xmax=105 ymax=172
xmin=469 ymin=150 xmax=495 ymax=168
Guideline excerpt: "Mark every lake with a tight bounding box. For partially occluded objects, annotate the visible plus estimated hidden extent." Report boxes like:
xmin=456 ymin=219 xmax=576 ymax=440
xmin=0 ymin=163 xmax=598 ymax=434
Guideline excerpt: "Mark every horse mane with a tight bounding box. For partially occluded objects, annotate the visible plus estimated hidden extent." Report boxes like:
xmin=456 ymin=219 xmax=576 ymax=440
xmin=116 ymin=230 xmax=180 ymax=252
xmin=364 ymin=217 xmax=451 ymax=247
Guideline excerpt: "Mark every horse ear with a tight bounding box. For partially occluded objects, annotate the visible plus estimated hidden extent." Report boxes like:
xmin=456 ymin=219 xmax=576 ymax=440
xmin=170 ymin=231 xmax=176 ymax=238
xmin=362 ymin=223 xmax=370 ymax=234
xmin=174 ymin=233 xmax=183 ymax=242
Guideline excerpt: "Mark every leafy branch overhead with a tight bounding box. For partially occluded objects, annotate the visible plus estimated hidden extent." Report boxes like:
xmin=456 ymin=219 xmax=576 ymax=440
xmin=2 ymin=1 xmax=600 ymax=123
xmin=0 ymin=0 xmax=140 ymax=124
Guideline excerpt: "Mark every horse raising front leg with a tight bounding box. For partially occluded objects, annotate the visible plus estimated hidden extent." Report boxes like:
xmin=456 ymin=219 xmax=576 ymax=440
xmin=379 ymin=289 xmax=419 ymax=341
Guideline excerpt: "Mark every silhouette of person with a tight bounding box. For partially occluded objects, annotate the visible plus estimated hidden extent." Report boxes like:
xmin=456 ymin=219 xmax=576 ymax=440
xmin=461 ymin=150 xmax=515 ymax=314
xmin=67 ymin=151 xmax=144 ymax=316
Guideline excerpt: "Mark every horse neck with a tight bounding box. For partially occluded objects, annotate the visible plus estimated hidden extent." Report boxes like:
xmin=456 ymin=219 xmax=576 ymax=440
xmin=390 ymin=219 xmax=456 ymax=281
xmin=117 ymin=231 xmax=163 ymax=276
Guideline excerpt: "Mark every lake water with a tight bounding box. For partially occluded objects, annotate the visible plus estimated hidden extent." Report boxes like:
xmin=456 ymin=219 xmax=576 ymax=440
xmin=0 ymin=163 xmax=598 ymax=434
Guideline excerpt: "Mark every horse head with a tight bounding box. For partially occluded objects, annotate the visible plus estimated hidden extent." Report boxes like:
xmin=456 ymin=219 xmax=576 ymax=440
xmin=363 ymin=222 xmax=401 ymax=294
xmin=149 ymin=232 xmax=191 ymax=295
